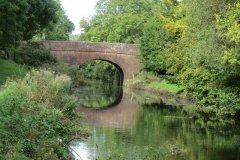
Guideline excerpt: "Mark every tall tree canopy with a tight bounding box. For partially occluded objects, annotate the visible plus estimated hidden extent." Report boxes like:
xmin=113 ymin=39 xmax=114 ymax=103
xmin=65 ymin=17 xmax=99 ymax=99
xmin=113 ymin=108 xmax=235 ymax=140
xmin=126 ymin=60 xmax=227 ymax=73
xmin=140 ymin=0 xmax=179 ymax=73
xmin=163 ymin=0 xmax=240 ymax=110
xmin=0 ymin=0 xmax=60 ymax=51
xmin=43 ymin=9 xmax=74 ymax=41
xmin=42 ymin=0 xmax=74 ymax=41
xmin=80 ymin=0 xmax=162 ymax=43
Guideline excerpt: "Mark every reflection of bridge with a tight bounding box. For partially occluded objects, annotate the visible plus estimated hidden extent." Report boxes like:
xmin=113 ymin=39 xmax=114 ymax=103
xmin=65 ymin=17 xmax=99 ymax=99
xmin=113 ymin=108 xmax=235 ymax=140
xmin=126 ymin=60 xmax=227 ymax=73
xmin=42 ymin=41 xmax=141 ymax=82
xmin=78 ymin=92 xmax=139 ymax=128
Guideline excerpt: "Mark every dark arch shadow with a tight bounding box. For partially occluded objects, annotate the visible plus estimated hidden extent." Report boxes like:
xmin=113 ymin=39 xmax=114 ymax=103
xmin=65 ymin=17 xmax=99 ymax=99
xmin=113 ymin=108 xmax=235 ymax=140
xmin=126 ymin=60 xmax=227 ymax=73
xmin=77 ymin=59 xmax=124 ymax=109
xmin=78 ymin=59 xmax=124 ymax=86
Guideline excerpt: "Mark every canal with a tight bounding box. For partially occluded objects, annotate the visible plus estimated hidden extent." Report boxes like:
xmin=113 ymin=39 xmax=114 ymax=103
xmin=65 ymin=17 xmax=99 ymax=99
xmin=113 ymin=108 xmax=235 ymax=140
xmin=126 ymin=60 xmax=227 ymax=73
xmin=70 ymin=81 xmax=240 ymax=160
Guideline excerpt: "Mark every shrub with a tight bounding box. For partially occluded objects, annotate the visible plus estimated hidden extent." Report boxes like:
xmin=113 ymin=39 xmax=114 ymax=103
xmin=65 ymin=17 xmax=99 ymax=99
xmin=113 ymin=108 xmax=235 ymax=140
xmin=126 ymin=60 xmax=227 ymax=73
xmin=0 ymin=70 xmax=82 ymax=159
xmin=12 ymin=42 xmax=57 ymax=67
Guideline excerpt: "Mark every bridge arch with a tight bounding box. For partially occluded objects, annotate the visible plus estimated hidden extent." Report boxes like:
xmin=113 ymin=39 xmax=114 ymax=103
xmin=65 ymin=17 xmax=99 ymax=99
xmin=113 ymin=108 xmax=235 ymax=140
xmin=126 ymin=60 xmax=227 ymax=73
xmin=78 ymin=59 xmax=124 ymax=85
xmin=76 ymin=59 xmax=124 ymax=109
xmin=42 ymin=41 xmax=141 ymax=83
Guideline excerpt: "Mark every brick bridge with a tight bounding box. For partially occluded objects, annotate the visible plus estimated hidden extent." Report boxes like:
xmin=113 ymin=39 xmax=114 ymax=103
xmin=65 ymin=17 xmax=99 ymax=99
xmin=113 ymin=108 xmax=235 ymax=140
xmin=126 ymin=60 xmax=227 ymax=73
xmin=42 ymin=41 xmax=141 ymax=83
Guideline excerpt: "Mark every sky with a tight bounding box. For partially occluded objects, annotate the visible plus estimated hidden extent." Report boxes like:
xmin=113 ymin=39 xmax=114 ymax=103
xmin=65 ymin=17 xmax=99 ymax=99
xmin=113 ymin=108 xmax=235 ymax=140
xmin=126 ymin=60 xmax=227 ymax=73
xmin=60 ymin=0 xmax=99 ymax=34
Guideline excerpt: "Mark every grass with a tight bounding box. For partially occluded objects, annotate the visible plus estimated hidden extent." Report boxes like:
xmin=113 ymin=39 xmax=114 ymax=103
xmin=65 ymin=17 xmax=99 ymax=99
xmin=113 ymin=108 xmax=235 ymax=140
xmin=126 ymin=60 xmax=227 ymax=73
xmin=147 ymin=80 xmax=185 ymax=93
xmin=0 ymin=59 xmax=28 ymax=85
xmin=126 ymin=72 xmax=185 ymax=94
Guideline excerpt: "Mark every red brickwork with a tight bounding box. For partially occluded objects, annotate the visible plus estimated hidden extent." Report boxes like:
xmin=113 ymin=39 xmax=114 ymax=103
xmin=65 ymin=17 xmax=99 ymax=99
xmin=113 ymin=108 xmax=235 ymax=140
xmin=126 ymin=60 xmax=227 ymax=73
xmin=42 ymin=41 xmax=141 ymax=82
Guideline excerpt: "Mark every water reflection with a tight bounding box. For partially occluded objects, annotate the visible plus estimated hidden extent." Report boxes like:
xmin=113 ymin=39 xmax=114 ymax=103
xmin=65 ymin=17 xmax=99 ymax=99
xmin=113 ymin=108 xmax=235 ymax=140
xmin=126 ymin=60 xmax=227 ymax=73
xmin=71 ymin=86 xmax=240 ymax=160
xmin=70 ymin=142 xmax=93 ymax=160
xmin=74 ymin=81 xmax=122 ymax=108
xmin=78 ymin=93 xmax=138 ymax=128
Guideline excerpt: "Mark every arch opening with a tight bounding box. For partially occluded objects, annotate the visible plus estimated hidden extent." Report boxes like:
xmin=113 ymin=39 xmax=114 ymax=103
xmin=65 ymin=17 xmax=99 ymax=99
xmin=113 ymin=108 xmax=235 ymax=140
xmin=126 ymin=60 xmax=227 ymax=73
xmin=80 ymin=59 xmax=124 ymax=86
xmin=73 ymin=59 xmax=124 ymax=109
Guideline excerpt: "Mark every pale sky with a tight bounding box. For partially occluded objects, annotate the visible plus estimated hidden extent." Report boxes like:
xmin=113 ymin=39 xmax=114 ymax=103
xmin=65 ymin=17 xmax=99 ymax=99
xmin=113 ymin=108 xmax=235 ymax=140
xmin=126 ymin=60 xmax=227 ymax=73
xmin=60 ymin=0 xmax=99 ymax=34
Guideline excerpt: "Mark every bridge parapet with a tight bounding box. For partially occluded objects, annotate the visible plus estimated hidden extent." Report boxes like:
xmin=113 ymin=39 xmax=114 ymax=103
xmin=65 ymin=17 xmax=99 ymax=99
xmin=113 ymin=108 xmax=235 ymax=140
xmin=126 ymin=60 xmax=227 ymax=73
xmin=42 ymin=41 xmax=139 ymax=55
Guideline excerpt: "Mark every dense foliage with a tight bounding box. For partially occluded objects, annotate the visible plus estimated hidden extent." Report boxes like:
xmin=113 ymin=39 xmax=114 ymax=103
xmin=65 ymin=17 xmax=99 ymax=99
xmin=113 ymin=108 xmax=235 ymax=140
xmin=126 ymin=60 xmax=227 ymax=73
xmin=0 ymin=0 xmax=59 ymax=50
xmin=0 ymin=0 xmax=74 ymax=59
xmin=80 ymin=0 xmax=162 ymax=43
xmin=140 ymin=16 xmax=168 ymax=74
xmin=0 ymin=70 xmax=82 ymax=159
xmin=41 ymin=0 xmax=74 ymax=41
xmin=163 ymin=0 xmax=240 ymax=126
xmin=11 ymin=42 xmax=57 ymax=67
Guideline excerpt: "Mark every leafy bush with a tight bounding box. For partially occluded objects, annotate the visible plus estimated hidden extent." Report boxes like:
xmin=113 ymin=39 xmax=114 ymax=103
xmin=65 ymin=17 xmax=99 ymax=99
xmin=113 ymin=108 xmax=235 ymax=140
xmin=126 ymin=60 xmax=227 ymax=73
xmin=12 ymin=42 xmax=57 ymax=67
xmin=0 ymin=70 xmax=82 ymax=159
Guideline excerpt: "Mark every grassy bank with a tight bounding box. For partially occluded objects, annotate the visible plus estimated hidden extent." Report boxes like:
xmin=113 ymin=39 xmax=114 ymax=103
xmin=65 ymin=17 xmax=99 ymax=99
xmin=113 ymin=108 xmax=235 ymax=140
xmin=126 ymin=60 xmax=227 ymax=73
xmin=147 ymin=81 xmax=184 ymax=93
xmin=126 ymin=72 xmax=185 ymax=94
xmin=0 ymin=59 xmax=27 ymax=85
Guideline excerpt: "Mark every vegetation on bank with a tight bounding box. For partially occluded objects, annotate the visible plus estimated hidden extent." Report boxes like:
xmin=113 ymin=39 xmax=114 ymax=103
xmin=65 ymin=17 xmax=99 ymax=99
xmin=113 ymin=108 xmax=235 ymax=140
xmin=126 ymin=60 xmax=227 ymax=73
xmin=0 ymin=45 xmax=89 ymax=158
xmin=148 ymin=81 xmax=184 ymax=93
xmin=126 ymin=72 xmax=185 ymax=94
xmin=0 ymin=70 xmax=86 ymax=159
xmin=0 ymin=41 xmax=57 ymax=85
xmin=11 ymin=42 xmax=57 ymax=67
xmin=0 ymin=0 xmax=79 ymax=159
xmin=0 ymin=59 xmax=27 ymax=85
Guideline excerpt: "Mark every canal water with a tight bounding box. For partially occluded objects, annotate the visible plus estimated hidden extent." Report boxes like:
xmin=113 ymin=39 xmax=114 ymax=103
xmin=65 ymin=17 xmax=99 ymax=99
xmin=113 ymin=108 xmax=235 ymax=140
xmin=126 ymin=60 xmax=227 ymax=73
xmin=70 ymin=82 xmax=240 ymax=160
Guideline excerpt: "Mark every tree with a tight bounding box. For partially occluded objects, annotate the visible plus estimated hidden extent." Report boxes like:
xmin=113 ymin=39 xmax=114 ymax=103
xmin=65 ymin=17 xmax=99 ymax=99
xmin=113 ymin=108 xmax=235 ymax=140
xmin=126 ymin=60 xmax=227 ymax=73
xmin=216 ymin=1 xmax=240 ymax=87
xmin=79 ymin=0 xmax=162 ymax=43
xmin=0 ymin=0 xmax=60 ymax=54
xmin=0 ymin=0 xmax=29 ymax=51
xmin=22 ymin=0 xmax=60 ymax=40
xmin=43 ymin=0 xmax=74 ymax=40
xmin=140 ymin=16 xmax=169 ymax=74
xmin=164 ymin=0 xmax=240 ymax=108
xmin=139 ymin=0 xmax=179 ymax=74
